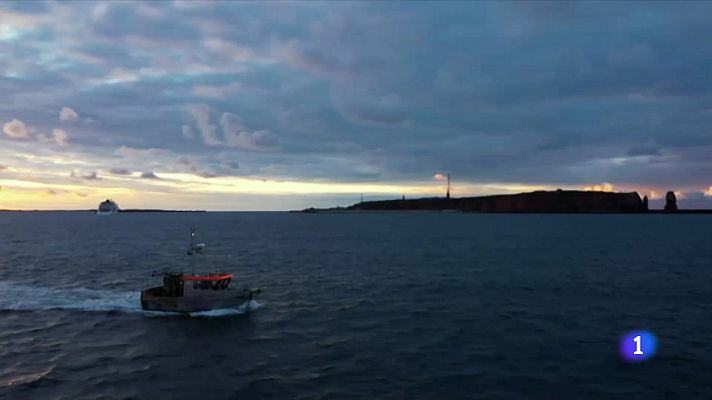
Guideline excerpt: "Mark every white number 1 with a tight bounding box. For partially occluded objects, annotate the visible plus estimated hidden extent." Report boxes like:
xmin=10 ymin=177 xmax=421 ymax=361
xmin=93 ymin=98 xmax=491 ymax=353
xmin=633 ymin=335 xmax=643 ymax=355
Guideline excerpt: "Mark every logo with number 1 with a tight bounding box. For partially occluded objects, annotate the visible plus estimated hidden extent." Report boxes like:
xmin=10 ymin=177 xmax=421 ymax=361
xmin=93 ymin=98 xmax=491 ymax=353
xmin=633 ymin=335 xmax=643 ymax=355
xmin=620 ymin=330 xmax=657 ymax=362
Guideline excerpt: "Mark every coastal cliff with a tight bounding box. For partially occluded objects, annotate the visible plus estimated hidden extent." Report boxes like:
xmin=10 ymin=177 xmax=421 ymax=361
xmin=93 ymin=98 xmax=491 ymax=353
xmin=304 ymin=190 xmax=646 ymax=213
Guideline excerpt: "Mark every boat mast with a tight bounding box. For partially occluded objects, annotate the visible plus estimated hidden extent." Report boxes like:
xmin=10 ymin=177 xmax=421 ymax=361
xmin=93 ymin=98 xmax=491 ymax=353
xmin=188 ymin=228 xmax=196 ymax=254
xmin=188 ymin=227 xmax=195 ymax=274
xmin=188 ymin=228 xmax=205 ymax=254
xmin=187 ymin=227 xmax=206 ymax=273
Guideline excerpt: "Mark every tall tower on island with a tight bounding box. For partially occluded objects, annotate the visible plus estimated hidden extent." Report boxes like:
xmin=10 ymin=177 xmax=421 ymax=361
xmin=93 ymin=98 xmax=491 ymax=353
xmin=446 ymin=174 xmax=451 ymax=199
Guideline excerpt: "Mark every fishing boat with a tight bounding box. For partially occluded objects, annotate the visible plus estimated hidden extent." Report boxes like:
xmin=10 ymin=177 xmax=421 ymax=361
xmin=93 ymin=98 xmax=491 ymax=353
xmin=140 ymin=228 xmax=261 ymax=313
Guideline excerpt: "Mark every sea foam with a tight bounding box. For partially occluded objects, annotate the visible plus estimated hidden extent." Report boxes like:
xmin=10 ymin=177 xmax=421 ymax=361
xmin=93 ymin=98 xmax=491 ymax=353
xmin=0 ymin=281 xmax=260 ymax=317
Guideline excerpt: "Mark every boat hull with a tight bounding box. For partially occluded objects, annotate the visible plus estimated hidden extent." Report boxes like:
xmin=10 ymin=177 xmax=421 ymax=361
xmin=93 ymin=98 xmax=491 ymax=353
xmin=140 ymin=287 xmax=260 ymax=313
xmin=96 ymin=211 xmax=117 ymax=216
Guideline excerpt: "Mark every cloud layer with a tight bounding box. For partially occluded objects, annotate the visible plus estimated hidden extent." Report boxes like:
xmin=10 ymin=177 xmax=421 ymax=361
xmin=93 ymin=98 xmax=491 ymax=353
xmin=1 ymin=1 xmax=712 ymax=210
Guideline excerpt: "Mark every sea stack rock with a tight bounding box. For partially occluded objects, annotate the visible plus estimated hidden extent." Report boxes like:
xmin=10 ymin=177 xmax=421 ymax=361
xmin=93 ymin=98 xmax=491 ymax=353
xmin=642 ymin=195 xmax=649 ymax=211
xmin=664 ymin=191 xmax=677 ymax=213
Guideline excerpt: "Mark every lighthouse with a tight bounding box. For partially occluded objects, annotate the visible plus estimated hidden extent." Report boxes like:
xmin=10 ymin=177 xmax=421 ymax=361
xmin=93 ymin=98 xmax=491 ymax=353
xmin=446 ymin=174 xmax=451 ymax=199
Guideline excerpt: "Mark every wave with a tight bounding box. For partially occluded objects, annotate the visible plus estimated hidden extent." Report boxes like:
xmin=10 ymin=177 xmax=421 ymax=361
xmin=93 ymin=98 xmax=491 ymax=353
xmin=0 ymin=366 xmax=56 ymax=388
xmin=0 ymin=281 xmax=140 ymax=313
xmin=0 ymin=282 xmax=260 ymax=317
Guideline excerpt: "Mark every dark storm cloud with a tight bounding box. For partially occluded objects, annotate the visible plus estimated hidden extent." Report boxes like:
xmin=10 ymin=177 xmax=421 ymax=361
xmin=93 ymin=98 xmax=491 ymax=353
xmin=109 ymin=168 xmax=131 ymax=175
xmin=1 ymin=0 xmax=712 ymax=199
xmin=2 ymin=1 xmax=48 ymax=13
xmin=91 ymin=4 xmax=200 ymax=41
xmin=70 ymin=170 xmax=100 ymax=180
xmin=628 ymin=146 xmax=662 ymax=157
xmin=140 ymin=171 xmax=160 ymax=180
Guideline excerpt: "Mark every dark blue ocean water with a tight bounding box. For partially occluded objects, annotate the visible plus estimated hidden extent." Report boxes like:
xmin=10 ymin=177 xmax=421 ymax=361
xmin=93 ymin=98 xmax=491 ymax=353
xmin=1 ymin=212 xmax=711 ymax=399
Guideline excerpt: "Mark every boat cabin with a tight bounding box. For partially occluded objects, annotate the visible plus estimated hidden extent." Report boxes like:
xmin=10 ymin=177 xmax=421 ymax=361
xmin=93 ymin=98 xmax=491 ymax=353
xmin=147 ymin=272 xmax=234 ymax=298
xmin=183 ymin=273 xmax=233 ymax=291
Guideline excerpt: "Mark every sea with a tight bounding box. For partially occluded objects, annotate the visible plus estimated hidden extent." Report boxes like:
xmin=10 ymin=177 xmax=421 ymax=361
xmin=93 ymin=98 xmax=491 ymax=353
xmin=1 ymin=211 xmax=711 ymax=399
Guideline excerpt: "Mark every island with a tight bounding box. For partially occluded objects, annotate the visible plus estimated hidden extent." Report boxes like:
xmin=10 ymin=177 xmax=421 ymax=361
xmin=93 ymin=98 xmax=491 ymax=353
xmin=302 ymin=190 xmax=648 ymax=213
xmin=117 ymin=209 xmax=207 ymax=213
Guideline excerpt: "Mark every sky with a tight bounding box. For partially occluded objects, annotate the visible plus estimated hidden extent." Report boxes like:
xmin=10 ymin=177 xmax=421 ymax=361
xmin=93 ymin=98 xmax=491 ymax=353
xmin=1 ymin=1 xmax=711 ymax=211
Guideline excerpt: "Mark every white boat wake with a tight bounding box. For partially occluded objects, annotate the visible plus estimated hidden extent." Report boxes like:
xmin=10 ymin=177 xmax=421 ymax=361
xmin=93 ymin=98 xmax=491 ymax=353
xmin=188 ymin=301 xmax=262 ymax=317
xmin=0 ymin=282 xmax=260 ymax=317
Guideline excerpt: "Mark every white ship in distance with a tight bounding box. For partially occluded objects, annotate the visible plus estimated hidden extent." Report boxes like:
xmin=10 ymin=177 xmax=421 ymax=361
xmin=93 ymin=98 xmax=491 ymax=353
xmin=97 ymin=199 xmax=119 ymax=215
